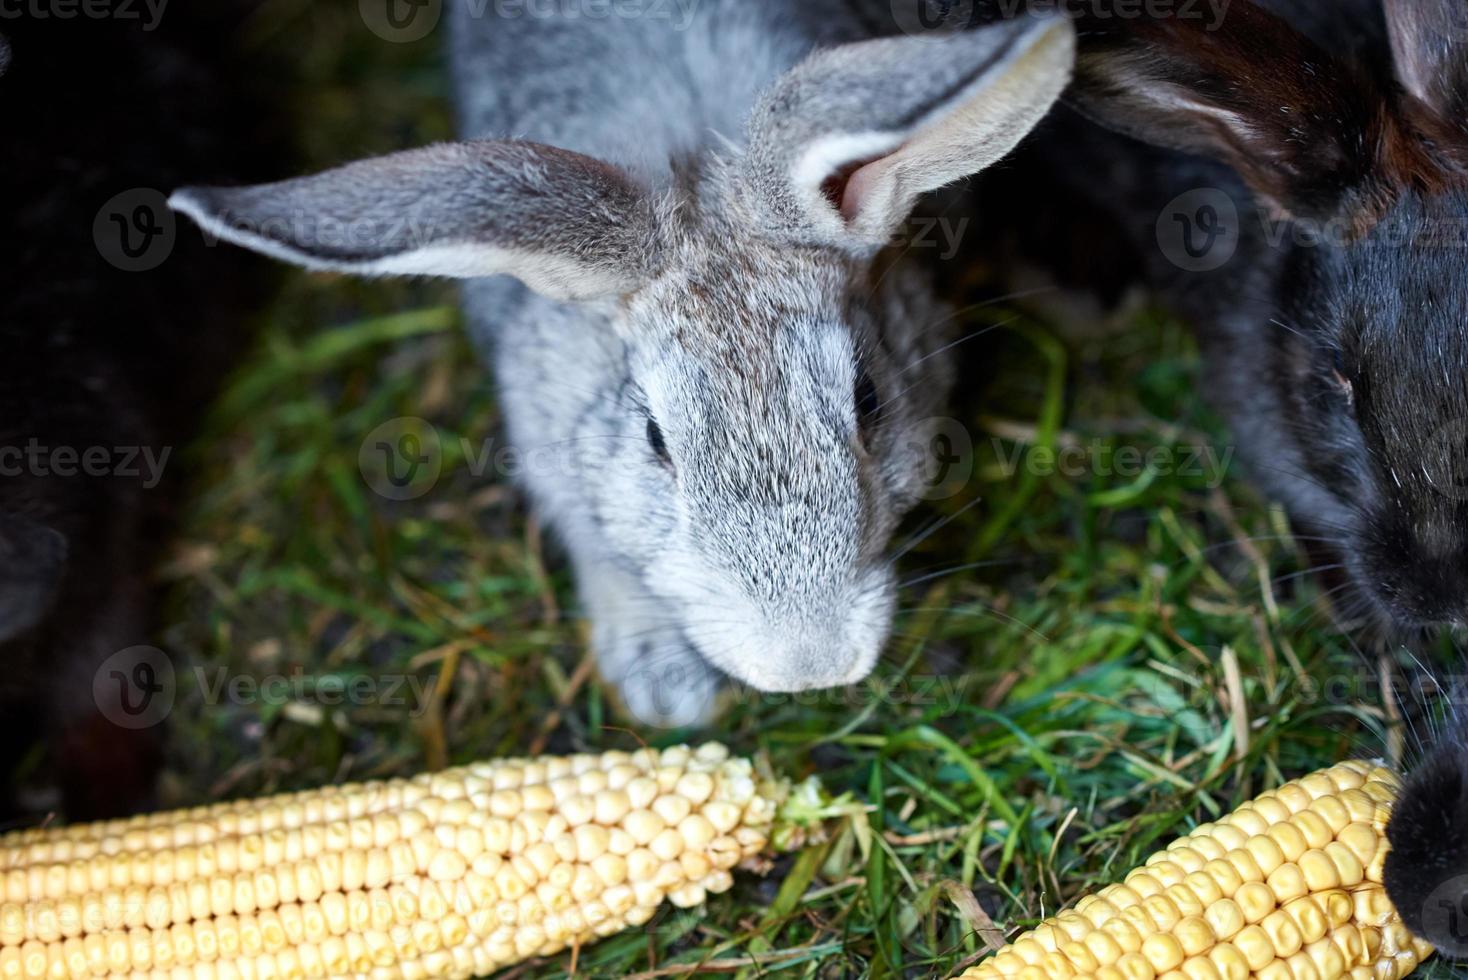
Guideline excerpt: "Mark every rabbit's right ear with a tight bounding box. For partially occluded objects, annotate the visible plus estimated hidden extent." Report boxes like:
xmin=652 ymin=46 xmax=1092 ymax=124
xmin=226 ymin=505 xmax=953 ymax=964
xmin=170 ymin=141 xmax=658 ymax=302
xmin=1071 ymin=2 xmax=1394 ymax=222
xmin=741 ymin=16 xmax=1075 ymax=251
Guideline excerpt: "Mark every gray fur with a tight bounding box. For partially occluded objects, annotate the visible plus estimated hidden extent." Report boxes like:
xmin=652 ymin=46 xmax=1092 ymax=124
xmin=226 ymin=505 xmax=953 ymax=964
xmin=170 ymin=141 xmax=657 ymax=300
xmin=170 ymin=2 xmax=1074 ymax=725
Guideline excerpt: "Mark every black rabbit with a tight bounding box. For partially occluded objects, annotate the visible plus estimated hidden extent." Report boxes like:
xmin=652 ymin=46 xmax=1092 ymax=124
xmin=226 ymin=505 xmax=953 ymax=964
xmin=0 ymin=4 xmax=289 ymax=821
xmin=995 ymin=0 xmax=1468 ymax=634
xmin=989 ymin=0 xmax=1468 ymax=954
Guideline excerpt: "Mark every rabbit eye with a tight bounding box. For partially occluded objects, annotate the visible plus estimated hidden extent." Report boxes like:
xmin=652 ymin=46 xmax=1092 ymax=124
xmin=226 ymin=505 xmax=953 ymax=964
xmin=646 ymin=417 xmax=672 ymax=467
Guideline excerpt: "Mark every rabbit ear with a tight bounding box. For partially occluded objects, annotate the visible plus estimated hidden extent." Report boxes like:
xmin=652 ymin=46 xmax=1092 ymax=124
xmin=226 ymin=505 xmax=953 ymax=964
xmin=170 ymin=140 xmax=658 ymax=302
xmin=1385 ymin=0 xmax=1468 ymax=123
xmin=1072 ymin=2 xmax=1395 ymax=221
xmin=741 ymin=16 xmax=1074 ymax=251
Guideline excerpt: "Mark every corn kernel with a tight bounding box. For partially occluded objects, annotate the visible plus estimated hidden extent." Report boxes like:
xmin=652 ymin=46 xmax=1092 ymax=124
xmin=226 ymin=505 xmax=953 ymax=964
xmin=959 ymin=763 xmax=1436 ymax=980
xmin=0 ymin=746 xmax=777 ymax=980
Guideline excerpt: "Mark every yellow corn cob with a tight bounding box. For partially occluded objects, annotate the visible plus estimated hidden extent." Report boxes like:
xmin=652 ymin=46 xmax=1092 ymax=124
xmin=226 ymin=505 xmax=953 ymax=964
xmin=0 ymin=743 xmax=785 ymax=980
xmin=961 ymin=761 xmax=1436 ymax=980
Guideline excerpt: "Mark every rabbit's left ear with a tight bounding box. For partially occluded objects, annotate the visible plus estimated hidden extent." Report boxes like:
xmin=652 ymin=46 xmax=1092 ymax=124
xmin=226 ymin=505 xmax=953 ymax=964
xmin=169 ymin=140 xmax=659 ymax=302
xmin=742 ymin=16 xmax=1074 ymax=252
xmin=1385 ymin=0 xmax=1468 ymax=125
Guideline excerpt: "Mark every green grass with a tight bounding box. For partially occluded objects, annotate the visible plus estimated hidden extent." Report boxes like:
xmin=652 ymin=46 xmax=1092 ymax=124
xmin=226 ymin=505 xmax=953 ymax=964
xmin=151 ymin=11 xmax=1459 ymax=978
xmin=157 ymin=287 xmax=1453 ymax=978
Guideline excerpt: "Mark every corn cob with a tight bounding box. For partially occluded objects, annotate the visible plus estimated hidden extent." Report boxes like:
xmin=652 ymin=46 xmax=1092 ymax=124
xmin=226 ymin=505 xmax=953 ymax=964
xmin=961 ymin=761 xmax=1436 ymax=980
xmin=0 ymin=743 xmax=787 ymax=980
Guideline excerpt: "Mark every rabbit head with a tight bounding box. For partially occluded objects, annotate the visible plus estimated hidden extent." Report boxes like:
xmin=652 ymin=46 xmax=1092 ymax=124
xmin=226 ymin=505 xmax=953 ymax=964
xmin=170 ymin=17 xmax=1074 ymax=696
xmin=1074 ymin=0 xmax=1468 ymax=636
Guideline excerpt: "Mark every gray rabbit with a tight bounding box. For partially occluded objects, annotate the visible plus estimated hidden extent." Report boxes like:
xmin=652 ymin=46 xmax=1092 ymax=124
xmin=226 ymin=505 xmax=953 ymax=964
xmin=170 ymin=3 xmax=1074 ymax=726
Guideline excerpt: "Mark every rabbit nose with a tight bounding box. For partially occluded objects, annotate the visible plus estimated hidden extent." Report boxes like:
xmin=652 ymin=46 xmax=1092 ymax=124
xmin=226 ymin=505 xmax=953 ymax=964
xmin=1364 ymin=564 xmax=1462 ymax=629
xmin=751 ymin=635 xmax=879 ymax=693
xmin=789 ymin=635 xmax=877 ymax=685
xmin=1354 ymin=517 xmax=1468 ymax=630
xmin=719 ymin=568 xmax=894 ymax=693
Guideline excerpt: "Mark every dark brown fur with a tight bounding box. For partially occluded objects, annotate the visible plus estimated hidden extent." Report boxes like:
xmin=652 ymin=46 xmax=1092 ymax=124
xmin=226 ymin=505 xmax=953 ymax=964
xmin=1074 ymin=0 xmax=1468 ymax=233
